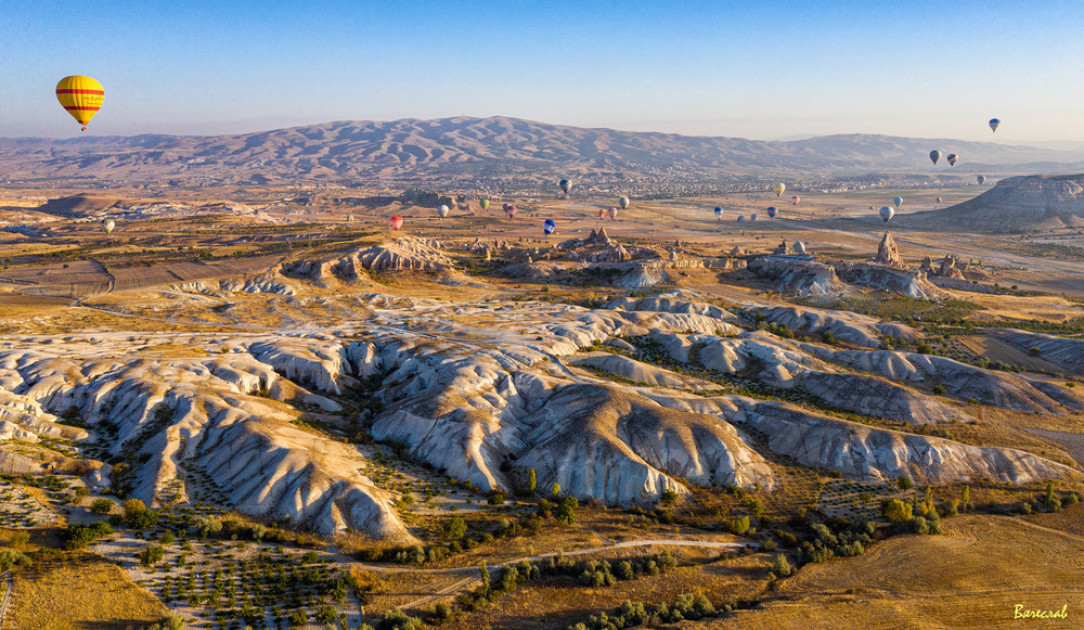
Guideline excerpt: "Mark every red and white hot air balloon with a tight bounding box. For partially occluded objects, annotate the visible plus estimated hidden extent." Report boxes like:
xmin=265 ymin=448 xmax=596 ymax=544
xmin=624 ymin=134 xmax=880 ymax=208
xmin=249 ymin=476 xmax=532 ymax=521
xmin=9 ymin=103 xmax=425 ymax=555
xmin=389 ymin=215 xmax=403 ymax=231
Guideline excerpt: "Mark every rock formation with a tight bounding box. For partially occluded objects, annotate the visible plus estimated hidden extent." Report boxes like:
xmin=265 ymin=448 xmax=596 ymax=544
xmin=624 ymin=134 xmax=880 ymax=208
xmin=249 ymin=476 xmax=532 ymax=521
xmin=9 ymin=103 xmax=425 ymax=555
xmin=873 ymin=232 xmax=905 ymax=267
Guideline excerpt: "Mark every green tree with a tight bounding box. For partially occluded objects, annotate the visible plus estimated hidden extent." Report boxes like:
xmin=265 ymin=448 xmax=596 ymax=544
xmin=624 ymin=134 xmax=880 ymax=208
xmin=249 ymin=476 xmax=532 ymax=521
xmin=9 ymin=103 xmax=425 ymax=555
xmin=480 ymin=561 xmax=490 ymax=592
xmin=961 ymin=485 xmax=970 ymax=505
xmin=772 ymin=553 xmax=793 ymax=578
xmin=89 ymin=498 xmax=113 ymax=514
xmin=442 ymin=516 xmax=467 ymax=540
xmin=897 ymin=476 xmax=914 ymax=490
xmin=551 ymin=483 xmax=561 ymax=498
xmin=139 ymin=544 xmax=165 ymax=567
xmin=528 ymin=468 xmax=537 ymax=492
xmin=556 ymin=497 xmax=578 ymax=525
xmin=882 ymin=498 xmax=913 ymax=523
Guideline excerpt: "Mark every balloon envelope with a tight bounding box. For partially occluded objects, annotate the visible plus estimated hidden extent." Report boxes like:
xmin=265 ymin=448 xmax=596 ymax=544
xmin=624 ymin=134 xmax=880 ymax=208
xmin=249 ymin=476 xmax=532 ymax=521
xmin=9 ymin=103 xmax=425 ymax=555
xmin=437 ymin=204 xmax=450 ymax=218
xmin=102 ymin=219 xmax=115 ymax=233
xmin=936 ymin=197 xmax=942 ymax=203
xmin=543 ymin=219 xmax=556 ymax=235
xmin=608 ymin=207 xmax=618 ymax=220
xmin=56 ymin=75 xmax=104 ymax=130
xmin=771 ymin=183 xmax=785 ymax=197
xmin=599 ymin=208 xmax=607 ymax=218
xmin=750 ymin=213 xmax=758 ymax=221
xmin=946 ymin=154 xmax=958 ymax=166
xmin=929 ymin=150 xmax=941 ymax=165
xmin=714 ymin=206 xmax=723 ymax=219
xmin=618 ymin=196 xmax=630 ymax=209
xmin=893 ymin=196 xmax=903 ymax=209
xmin=791 ymin=195 xmax=800 ymax=206
xmin=480 ymin=199 xmax=490 ymax=210
xmin=559 ymin=179 xmax=572 ymax=194
xmin=989 ymin=118 xmax=1000 ymax=132
xmin=736 ymin=215 xmax=745 ymax=223
xmin=505 ymin=205 xmax=517 ymax=218
xmin=390 ymin=216 xmax=403 ymax=231
xmin=767 ymin=206 xmax=778 ymax=218
xmin=976 ymin=175 xmax=985 ymax=185
xmin=879 ymin=206 xmax=895 ymax=223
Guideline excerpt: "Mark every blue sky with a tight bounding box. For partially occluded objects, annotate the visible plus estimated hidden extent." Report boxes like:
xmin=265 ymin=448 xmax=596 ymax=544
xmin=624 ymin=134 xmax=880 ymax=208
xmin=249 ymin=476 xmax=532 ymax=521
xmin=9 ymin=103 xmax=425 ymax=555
xmin=2 ymin=0 xmax=1081 ymax=141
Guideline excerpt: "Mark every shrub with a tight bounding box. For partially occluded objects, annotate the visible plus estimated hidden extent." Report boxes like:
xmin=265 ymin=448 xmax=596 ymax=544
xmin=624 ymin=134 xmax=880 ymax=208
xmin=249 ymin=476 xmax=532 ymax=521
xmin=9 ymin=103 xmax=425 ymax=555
xmin=772 ymin=553 xmax=793 ymax=578
xmin=443 ymin=516 xmax=467 ymax=540
xmin=881 ymin=498 xmax=913 ymax=523
xmin=139 ymin=544 xmax=165 ymax=567
xmin=727 ymin=515 xmax=750 ymax=535
xmin=897 ymin=476 xmax=914 ymax=490
xmin=660 ymin=488 xmax=679 ymax=507
xmin=932 ymin=385 xmax=947 ymax=395
xmin=556 ymin=497 xmax=578 ymax=525
xmin=89 ymin=498 xmax=114 ymax=514
xmin=487 ymin=489 xmax=507 ymax=505
xmin=376 ymin=609 xmax=424 ymax=630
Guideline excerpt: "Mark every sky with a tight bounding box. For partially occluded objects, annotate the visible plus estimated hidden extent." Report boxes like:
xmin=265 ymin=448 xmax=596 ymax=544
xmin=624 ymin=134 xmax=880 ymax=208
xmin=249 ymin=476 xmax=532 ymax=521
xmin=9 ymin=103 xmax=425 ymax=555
xmin=2 ymin=0 xmax=1082 ymax=142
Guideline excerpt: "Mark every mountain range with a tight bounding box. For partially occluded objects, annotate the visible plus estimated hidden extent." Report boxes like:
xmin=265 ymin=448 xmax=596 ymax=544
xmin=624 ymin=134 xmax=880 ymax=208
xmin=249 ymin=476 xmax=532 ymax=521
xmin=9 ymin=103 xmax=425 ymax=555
xmin=3 ymin=116 xmax=1084 ymax=188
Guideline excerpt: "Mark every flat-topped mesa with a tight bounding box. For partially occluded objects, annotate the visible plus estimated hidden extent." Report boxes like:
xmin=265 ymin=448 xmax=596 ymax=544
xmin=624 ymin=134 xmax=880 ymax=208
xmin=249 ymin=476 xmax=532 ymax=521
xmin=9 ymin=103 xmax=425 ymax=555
xmin=873 ymin=232 xmax=906 ymax=268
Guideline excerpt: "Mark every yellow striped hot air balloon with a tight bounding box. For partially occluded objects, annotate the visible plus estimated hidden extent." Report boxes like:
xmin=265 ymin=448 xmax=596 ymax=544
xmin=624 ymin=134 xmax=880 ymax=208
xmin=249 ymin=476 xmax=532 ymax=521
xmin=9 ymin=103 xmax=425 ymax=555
xmin=55 ymin=76 xmax=104 ymax=131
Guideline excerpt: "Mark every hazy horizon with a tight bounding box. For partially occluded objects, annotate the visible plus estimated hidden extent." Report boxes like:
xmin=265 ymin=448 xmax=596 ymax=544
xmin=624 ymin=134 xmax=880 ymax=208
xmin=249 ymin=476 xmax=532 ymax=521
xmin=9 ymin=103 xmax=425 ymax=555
xmin=2 ymin=0 xmax=1082 ymax=142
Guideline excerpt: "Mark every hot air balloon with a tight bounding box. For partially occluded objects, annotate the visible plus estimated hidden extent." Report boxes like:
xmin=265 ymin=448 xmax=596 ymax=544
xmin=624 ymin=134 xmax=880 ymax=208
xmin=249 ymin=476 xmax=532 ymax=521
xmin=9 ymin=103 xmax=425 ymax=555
xmin=543 ymin=219 xmax=556 ymax=235
xmin=559 ymin=179 xmax=572 ymax=195
xmin=599 ymin=208 xmax=607 ymax=219
xmin=893 ymin=196 xmax=903 ymax=209
xmin=936 ymin=197 xmax=943 ymax=204
xmin=714 ymin=207 xmax=723 ymax=220
xmin=55 ymin=76 xmax=104 ymax=131
xmin=989 ymin=118 xmax=1000 ymax=133
xmin=102 ymin=219 xmax=115 ymax=234
xmin=767 ymin=206 xmax=778 ymax=219
xmin=437 ymin=204 xmax=450 ymax=219
xmin=879 ymin=206 xmax=895 ymax=223
xmin=869 ymin=205 xmax=876 ymax=210
xmin=929 ymin=150 xmax=941 ymax=165
xmin=505 ymin=205 xmax=517 ymax=218
xmin=771 ymin=183 xmax=786 ymax=198
xmin=793 ymin=241 xmax=806 ymax=255
xmin=946 ymin=154 xmax=958 ymax=166
xmin=390 ymin=216 xmax=403 ymax=231
xmin=618 ymin=196 xmax=630 ymax=209
xmin=480 ymin=199 xmax=490 ymax=210
xmin=608 ymin=207 xmax=618 ymax=220
xmin=750 ymin=213 xmax=758 ymax=221
xmin=976 ymin=175 xmax=986 ymax=185
xmin=736 ymin=215 xmax=746 ymax=223
xmin=791 ymin=195 xmax=800 ymax=206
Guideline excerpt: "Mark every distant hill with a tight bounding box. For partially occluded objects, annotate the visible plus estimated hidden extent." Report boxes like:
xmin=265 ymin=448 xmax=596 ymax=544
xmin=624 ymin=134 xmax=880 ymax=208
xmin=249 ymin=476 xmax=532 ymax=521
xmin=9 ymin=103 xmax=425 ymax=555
xmin=907 ymin=174 xmax=1084 ymax=232
xmin=2 ymin=116 xmax=1084 ymax=187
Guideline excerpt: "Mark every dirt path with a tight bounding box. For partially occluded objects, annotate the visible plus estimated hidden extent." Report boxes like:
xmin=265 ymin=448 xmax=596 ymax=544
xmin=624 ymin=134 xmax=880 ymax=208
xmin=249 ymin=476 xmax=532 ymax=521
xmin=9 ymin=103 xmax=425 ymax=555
xmin=0 ymin=573 xmax=13 ymax=630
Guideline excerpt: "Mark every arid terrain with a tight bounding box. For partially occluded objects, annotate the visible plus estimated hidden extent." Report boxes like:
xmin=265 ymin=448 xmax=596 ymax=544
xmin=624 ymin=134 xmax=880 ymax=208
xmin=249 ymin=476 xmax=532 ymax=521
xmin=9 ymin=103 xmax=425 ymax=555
xmin=1 ymin=163 xmax=1083 ymax=629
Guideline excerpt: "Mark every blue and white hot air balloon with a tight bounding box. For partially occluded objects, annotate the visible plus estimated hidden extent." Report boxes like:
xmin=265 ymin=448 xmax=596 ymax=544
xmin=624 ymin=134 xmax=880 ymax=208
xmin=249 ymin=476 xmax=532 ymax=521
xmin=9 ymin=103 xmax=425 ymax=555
xmin=543 ymin=219 xmax=556 ymax=235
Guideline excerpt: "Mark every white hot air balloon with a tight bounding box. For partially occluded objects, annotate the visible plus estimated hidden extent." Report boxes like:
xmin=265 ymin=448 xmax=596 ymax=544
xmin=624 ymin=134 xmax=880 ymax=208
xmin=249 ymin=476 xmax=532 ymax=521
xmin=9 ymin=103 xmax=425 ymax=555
xmin=102 ymin=219 xmax=115 ymax=234
xmin=879 ymin=206 xmax=895 ymax=223
xmin=437 ymin=204 xmax=450 ymax=219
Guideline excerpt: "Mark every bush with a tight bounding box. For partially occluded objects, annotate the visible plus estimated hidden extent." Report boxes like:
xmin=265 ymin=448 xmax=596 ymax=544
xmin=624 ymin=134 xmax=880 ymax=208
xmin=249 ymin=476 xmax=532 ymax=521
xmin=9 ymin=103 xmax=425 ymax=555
xmin=89 ymin=498 xmax=113 ymax=514
xmin=443 ymin=516 xmax=467 ymax=540
xmin=931 ymin=385 xmax=947 ymax=395
xmin=139 ymin=544 xmax=165 ymax=567
xmin=772 ymin=553 xmax=793 ymax=578
xmin=897 ymin=476 xmax=914 ymax=490
xmin=556 ymin=497 xmax=578 ymax=525
xmin=376 ymin=608 xmax=425 ymax=630
xmin=881 ymin=498 xmax=913 ymax=523
xmin=487 ymin=489 xmax=507 ymax=505
xmin=727 ymin=515 xmax=750 ymax=535
xmin=660 ymin=488 xmax=679 ymax=507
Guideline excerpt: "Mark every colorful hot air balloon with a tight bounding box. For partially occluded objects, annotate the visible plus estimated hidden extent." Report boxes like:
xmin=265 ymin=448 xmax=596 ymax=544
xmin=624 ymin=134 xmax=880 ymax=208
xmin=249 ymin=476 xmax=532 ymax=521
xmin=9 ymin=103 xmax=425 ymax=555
xmin=936 ymin=197 xmax=943 ymax=204
xmin=559 ymin=179 xmax=572 ymax=194
xmin=714 ymin=207 xmax=723 ymax=220
xmin=389 ymin=215 xmax=403 ymax=230
xmin=771 ymin=183 xmax=785 ymax=197
xmin=102 ymin=219 xmax=115 ymax=234
xmin=989 ymin=118 xmax=1000 ymax=133
xmin=791 ymin=195 xmax=800 ymax=206
xmin=437 ymin=204 xmax=450 ymax=219
xmin=618 ymin=196 xmax=630 ymax=209
xmin=608 ymin=207 xmax=618 ymax=220
xmin=946 ymin=154 xmax=958 ymax=166
xmin=893 ymin=196 xmax=903 ymax=209
xmin=767 ymin=206 xmax=778 ymax=219
xmin=543 ymin=219 xmax=556 ymax=235
xmin=505 ymin=205 xmax=517 ymax=218
xmin=480 ymin=198 xmax=490 ymax=210
xmin=879 ymin=206 xmax=895 ymax=223
xmin=929 ymin=150 xmax=941 ymax=165
xmin=599 ymin=208 xmax=607 ymax=219
xmin=56 ymin=75 xmax=104 ymax=131
xmin=976 ymin=175 xmax=986 ymax=185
